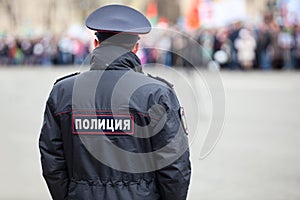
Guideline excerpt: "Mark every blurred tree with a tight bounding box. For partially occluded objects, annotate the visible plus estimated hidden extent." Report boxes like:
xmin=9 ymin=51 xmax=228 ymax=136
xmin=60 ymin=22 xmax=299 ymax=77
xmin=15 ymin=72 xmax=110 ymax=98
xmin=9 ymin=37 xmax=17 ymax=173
xmin=44 ymin=0 xmax=57 ymax=31
xmin=157 ymin=0 xmax=180 ymax=24
xmin=0 ymin=0 xmax=18 ymax=30
xmin=69 ymin=0 xmax=99 ymax=22
xmin=267 ymin=0 xmax=277 ymax=12
xmin=68 ymin=0 xmax=134 ymax=22
xmin=71 ymin=0 xmax=87 ymax=21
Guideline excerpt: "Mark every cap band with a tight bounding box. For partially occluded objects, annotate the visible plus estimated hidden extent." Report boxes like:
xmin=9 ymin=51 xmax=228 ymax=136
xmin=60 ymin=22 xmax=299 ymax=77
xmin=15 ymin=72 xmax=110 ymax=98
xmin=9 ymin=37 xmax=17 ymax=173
xmin=95 ymin=32 xmax=140 ymax=44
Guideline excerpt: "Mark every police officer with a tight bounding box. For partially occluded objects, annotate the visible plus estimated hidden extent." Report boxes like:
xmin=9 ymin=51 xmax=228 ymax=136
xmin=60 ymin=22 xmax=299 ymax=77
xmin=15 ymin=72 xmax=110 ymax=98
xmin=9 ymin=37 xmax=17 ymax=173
xmin=39 ymin=4 xmax=191 ymax=200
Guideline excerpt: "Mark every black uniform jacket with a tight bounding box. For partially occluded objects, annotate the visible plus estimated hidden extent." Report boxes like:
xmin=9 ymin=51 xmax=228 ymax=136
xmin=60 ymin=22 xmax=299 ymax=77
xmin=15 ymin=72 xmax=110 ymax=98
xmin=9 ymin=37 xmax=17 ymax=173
xmin=39 ymin=45 xmax=191 ymax=200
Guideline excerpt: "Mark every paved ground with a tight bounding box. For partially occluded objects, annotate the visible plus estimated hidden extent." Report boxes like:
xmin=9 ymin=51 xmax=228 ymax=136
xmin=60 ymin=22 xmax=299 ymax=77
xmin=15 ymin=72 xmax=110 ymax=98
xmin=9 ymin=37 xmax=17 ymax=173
xmin=0 ymin=67 xmax=299 ymax=200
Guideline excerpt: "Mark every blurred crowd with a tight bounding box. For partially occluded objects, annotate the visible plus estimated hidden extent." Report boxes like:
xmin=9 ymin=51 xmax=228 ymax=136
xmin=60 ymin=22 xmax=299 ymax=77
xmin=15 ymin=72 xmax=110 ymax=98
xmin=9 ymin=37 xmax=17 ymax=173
xmin=205 ymin=22 xmax=300 ymax=70
xmin=1 ymin=21 xmax=300 ymax=70
xmin=0 ymin=35 xmax=90 ymax=66
xmin=139 ymin=21 xmax=300 ymax=70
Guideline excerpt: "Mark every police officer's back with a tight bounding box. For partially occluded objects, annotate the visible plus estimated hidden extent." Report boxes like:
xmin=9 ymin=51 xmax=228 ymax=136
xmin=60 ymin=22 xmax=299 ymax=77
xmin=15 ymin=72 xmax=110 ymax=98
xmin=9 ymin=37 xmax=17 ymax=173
xmin=39 ymin=5 xmax=191 ymax=200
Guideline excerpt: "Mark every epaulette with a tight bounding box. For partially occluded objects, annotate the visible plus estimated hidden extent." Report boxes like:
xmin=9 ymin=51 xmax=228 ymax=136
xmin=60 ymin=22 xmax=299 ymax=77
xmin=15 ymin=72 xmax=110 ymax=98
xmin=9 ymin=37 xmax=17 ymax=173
xmin=147 ymin=73 xmax=174 ymax=89
xmin=54 ymin=72 xmax=80 ymax=85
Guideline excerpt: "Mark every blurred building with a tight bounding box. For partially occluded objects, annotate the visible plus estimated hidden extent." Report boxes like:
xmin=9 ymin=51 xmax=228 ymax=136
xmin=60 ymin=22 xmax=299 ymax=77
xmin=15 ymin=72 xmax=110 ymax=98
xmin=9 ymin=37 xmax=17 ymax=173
xmin=1 ymin=0 xmax=73 ymax=36
xmin=0 ymin=0 xmax=137 ymax=36
xmin=0 ymin=0 xmax=299 ymax=37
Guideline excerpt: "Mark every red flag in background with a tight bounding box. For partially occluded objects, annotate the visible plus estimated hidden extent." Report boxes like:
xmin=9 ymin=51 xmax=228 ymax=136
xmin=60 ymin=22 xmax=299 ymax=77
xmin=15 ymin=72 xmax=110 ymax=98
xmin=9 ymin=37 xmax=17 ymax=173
xmin=186 ymin=0 xmax=200 ymax=30
xmin=146 ymin=0 xmax=158 ymax=25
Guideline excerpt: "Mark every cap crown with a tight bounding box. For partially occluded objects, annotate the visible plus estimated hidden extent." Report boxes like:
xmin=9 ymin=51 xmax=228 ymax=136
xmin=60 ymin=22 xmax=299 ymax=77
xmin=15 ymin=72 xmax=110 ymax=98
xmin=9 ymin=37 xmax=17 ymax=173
xmin=86 ymin=4 xmax=152 ymax=34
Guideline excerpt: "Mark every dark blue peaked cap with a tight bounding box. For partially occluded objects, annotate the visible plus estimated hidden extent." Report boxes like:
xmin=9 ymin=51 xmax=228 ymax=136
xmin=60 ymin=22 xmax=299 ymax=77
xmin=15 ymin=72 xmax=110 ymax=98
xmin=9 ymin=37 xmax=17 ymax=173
xmin=86 ymin=4 xmax=152 ymax=34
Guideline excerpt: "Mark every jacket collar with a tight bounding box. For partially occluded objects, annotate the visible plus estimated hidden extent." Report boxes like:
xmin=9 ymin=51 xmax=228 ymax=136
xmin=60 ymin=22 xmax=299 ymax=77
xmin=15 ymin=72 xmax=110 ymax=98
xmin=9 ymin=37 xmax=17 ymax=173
xmin=90 ymin=45 xmax=143 ymax=73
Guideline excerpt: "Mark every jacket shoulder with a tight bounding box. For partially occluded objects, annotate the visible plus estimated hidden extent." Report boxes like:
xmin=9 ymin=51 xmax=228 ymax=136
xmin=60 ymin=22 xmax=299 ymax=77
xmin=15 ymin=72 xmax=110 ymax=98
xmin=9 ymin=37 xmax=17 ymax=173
xmin=54 ymin=72 xmax=80 ymax=85
xmin=147 ymin=73 xmax=174 ymax=89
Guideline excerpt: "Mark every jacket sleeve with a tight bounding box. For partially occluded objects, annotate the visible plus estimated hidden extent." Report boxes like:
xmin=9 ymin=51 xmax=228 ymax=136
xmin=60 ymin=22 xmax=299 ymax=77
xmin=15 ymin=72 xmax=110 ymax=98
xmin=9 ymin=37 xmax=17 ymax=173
xmin=151 ymin=89 xmax=191 ymax=200
xmin=39 ymin=97 xmax=69 ymax=200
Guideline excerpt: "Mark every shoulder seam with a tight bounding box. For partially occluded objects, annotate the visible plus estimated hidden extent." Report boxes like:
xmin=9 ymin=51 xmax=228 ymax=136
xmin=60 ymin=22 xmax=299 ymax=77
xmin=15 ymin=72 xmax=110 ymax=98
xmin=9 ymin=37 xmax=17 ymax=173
xmin=54 ymin=72 xmax=80 ymax=85
xmin=147 ymin=73 xmax=174 ymax=89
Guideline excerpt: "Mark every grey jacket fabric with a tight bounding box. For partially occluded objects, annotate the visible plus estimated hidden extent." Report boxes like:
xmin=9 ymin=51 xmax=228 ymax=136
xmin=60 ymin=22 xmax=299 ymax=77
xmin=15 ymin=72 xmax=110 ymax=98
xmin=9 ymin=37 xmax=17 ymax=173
xmin=39 ymin=45 xmax=191 ymax=200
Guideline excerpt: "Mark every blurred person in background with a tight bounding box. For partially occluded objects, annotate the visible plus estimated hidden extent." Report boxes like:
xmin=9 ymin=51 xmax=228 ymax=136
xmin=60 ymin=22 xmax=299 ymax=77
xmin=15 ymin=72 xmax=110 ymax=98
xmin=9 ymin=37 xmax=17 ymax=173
xmin=32 ymin=37 xmax=45 ymax=65
xmin=5 ymin=36 xmax=23 ymax=65
xmin=213 ymin=28 xmax=232 ymax=69
xmin=235 ymin=28 xmax=257 ymax=70
xmin=256 ymin=23 xmax=272 ymax=70
xmin=41 ymin=36 xmax=57 ymax=66
xmin=57 ymin=35 xmax=73 ymax=65
xmin=269 ymin=22 xmax=284 ymax=70
xmin=278 ymin=26 xmax=294 ymax=70
xmin=20 ymin=38 xmax=34 ymax=65
xmin=198 ymin=29 xmax=215 ymax=68
xmin=182 ymin=32 xmax=203 ymax=70
xmin=72 ymin=38 xmax=86 ymax=65
xmin=292 ymin=24 xmax=300 ymax=70
xmin=154 ymin=18 xmax=173 ymax=67
xmin=170 ymin=27 xmax=188 ymax=67
xmin=0 ymin=36 xmax=9 ymax=65
xmin=228 ymin=21 xmax=242 ymax=70
xmin=156 ymin=29 xmax=173 ymax=67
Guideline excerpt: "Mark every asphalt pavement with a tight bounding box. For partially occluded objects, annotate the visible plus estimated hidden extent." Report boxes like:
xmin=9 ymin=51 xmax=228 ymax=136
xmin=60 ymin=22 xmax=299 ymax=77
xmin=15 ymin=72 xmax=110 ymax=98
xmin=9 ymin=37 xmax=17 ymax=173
xmin=0 ymin=67 xmax=299 ymax=200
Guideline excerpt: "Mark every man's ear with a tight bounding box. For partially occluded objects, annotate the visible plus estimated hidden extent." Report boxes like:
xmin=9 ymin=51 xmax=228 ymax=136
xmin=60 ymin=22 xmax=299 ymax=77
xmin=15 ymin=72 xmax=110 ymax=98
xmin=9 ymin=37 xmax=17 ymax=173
xmin=132 ymin=43 xmax=139 ymax=54
xmin=94 ymin=39 xmax=99 ymax=48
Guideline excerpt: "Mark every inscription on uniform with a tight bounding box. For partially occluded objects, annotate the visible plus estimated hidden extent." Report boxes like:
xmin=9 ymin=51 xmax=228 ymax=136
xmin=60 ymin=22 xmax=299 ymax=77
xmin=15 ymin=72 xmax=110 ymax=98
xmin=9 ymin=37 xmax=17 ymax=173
xmin=72 ymin=114 xmax=134 ymax=135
